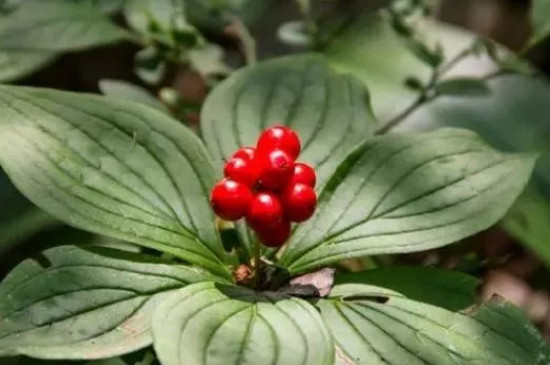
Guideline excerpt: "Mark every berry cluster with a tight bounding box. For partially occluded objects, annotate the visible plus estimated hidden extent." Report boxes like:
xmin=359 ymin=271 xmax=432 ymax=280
xmin=210 ymin=126 xmax=317 ymax=247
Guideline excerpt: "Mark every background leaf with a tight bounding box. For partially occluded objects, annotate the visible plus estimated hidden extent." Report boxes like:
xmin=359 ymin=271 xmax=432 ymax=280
xmin=152 ymin=281 xmax=334 ymax=365
xmin=335 ymin=266 xmax=479 ymax=311
xmin=98 ymin=79 xmax=169 ymax=114
xmin=529 ymin=0 xmax=550 ymax=47
xmin=434 ymin=78 xmax=491 ymax=97
xmin=0 ymin=51 xmax=56 ymax=83
xmin=0 ymin=245 xmax=222 ymax=360
xmin=0 ymin=86 xmax=230 ymax=278
xmin=280 ymin=128 xmax=536 ymax=274
xmin=318 ymin=284 xmax=550 ymax=365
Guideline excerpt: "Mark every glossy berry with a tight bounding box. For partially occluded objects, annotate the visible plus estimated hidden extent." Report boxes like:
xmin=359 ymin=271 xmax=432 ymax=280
xmin=257 ymin=126 xmax=301 ymax=160
xmin=258 ymin=149 xmax=294 ymax=190
xmin=232 ymin=146 xmax=256 ymax=161
xmin=255 ymin=219 xmax=291 ymax=247
xmin=210 ymin=179 xmax=253 ymax=221
xmin=246 ymin=192 xmax=283 ymax=231
xmin=282 ymin=183 xmax=317 ymax=222
xmin=289 ymin=162 xmax=316 ymax=188
xmin=224 ymin=157 xmax=260 ymax=187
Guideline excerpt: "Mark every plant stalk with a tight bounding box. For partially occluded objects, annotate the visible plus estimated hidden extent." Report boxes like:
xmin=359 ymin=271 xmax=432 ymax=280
xmin=253 ymin=241 xmax=261 ymax=290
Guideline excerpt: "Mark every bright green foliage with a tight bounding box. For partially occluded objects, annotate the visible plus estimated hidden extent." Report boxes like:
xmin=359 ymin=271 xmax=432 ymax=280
xmin=318 ymin=284 xmax=550 ymax=365
xmin=152 ymin=282 xmax=334 ymax=365
xmin=0 ymin=246 xmax=223 ymax=360
xmin=335 ymin=266 xmax=479 ymax=311
xmin=280 ymin=128 xmax=536 ymax=274
xmin=0 ymin=86 xmax=231 ymax=278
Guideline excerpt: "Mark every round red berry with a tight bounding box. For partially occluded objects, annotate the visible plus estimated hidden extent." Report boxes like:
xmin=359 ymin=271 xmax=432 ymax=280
xmin=246 ymin=192 xmax=283 ymax=231
xmin=255 ymin=219 xmax=291 ymax=247
xmin=289 ymin=162 xmax=316 ymax=188
xmin=224 ymin=157 xmax=260 ymax=187
xmin=282 ymin=183 xmax=317 ymax=222
xmin=232 ymin=146 xmax=256 ymax=161
xmin=210 ymin=179 xmax=253 ymax=221
xmin=258 ymin=149 xmax=294 ymax=190
xmin=257 ymin=126 xmax=301 ymax=160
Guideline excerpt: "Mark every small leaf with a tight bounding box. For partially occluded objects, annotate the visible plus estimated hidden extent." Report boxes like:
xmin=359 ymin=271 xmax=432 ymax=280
xmin=152 ymin=282 xmax=335 ymax=365
xmin=134 ymin=47 xmax=167 ymax=86
xmin=277 ymin=21 xmax=311 ymax=47
xmin=0 ymin=50 xmax=56 ymax=83
xmin=318 ymin=284 xmax=550 ymax=365
xmin=529 ymin=0 xmax=550 ymax=47
xmin=201 ymin=54 xmax=377 ymax=257
xmin=0 ymin=0 xmax=128 ymax=51
xmin=335 ymin=266 xmax=479 ymax=311
xmin=435 ymin=77 xmax=491 ymax=97
xmin=280 ymin=128 xmax=536 ymax=274
xmin=0 ymin=246 xmax=223 ymax=360
xmin=99 ymin=79 xmax=169 ymax=113
xmin=406 ymin=38 xmax=443 ymax=68
xmin=0 ymin=86 xmax=231 ymax=278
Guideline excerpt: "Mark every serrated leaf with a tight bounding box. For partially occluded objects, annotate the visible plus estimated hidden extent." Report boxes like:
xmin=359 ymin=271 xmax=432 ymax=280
xmin=201 ymin=54 xmax=377 ymax=257
xmin=280 ymin=128 xmax=536 ymax=274
xmin=335 ymin=266 xmax=479 ymax=311
xmin=0 ymin=246 xmax=223 ymax=360
xmin=0 ymin=0 xmax=128 ymax=52
xmin=317 ymin=284 xmax=550 ymax=365
xmin=98 ymin=79 xmax=169 ymax=113
xmin=0 ymin=86 xmax=231 ymax=278
xmin=152 ymin=282 xmax=335 ymax=365
xmin=435 ymin=78 xmax=491 ymax=97
xmin=529 ymin=0 xmax=550 ymax=47
xmin=0 ymin=50 xmax=56 ymax=83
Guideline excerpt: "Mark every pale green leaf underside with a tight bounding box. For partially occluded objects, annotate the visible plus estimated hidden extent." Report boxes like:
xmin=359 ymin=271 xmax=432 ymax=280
xmin=0 ymin=245 xmax=221 ymax=360
xmin=318 ymin=284 xmax=550 ymax=365
xmin=0 ymin=86 xmax=230 ymax=278
xmin=0 ymin=0 xmax=128 ymax=52
xmin=152 ymin=282 xmax=334 ymax=365
xmin=0 ymin=50 xmax=56 ymax=83
xmin=201 ymin=54 xmax=377 ymax=256
xmin=335 ymin=266 xmax=479 ymax=311
xmin=280 ymin=128 xmax=536 ymax=274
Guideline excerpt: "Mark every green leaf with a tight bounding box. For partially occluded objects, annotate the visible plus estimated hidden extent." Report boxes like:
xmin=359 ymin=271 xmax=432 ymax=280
xmin=0 ymin=0 xmax=128 ymax=52
xmin=318 ymin=284 xmax=550 ymax=365
xmin=0 ymin=50 xmax=56 ymax=83
xmin=98 ymin=79 xmax=169 ymax=114
xmin=335 ymin=266 xmax=479 ymax=311
xmin=280 ymin=128 xmax=536 ymax=274
xmin=278 ymin=21 xmax=310 ymax=47
xmin=87 ymin=358 xmax=126 ymax=365
xmin=529 ymin=0 xmax=550 ymax=47
xmin=0 ymin=245 xmax=223 ymax=360
xmin=152 ymin=282 xmax=335 ymax=365
xmin=434 ymin=77 xmax=491 ymax=97
xmin=0 ymin=86 xmax=231 ymax=278
xmin=201 ymin=54 xmax=377 ymax=257
xmin=186 ymin=0 xmax=267 ymax=29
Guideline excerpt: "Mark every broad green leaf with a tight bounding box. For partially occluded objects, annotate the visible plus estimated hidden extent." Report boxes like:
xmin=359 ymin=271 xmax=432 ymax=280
xmin=201 ymin=54 xmax=377 ymax=187
xmin=530 ymin=0 xmax=550 ymax=47
xmin=0 ymin=50 xmax=56 ymax=83
xmin=0 ymin=86 xmax=231 ymax=278
xmin=318 ymin=284 xmax=550 ymax=365
xmin=201 ymin=54 xmax=377 ymax=256
xmin=0 ymin=245 xmax=222 ymax=360
xmin=152 ymin=282 xmax=335 ymax=365
xmin=98 ymin=79 xmax=169 ymax=114
xmin=434 ymin=77 xmax=491 ymax=97
xmin=0 ymin=0 xmax=128 ymax=52
xmin=335 ymin=266 xmax=479 ymax=311
xmin=280 ymin=128 xmax=536 ymax=274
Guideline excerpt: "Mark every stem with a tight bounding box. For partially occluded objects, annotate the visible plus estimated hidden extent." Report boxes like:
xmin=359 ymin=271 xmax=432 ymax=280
xmin=253 ymin=241 xmax=261 ymax=290
xmin=229 ymin=15 xmax=257 ymax=66
xmin=375 ymin=48 xmax=473 ymax=135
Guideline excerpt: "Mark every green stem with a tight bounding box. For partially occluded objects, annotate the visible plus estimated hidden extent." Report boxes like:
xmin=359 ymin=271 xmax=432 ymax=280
xmin=229 ymin=15 xmax=257 ymax=66
xmin=253 ymin=241 xmax=261 ymax=290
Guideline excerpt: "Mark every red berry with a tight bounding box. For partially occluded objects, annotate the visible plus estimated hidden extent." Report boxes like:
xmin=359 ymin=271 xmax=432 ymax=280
xmin=289 ymin=162 xmax=316 ymax=188
xmin=258 ymin=149 xmax=294 ymax=190
xmin=282 ymin=183 xmax=317 ymax=222
xmin=232 ymin=146 xmax=256 ymax=161
xmin=255 ymin=219 xmax=291 ymax=247
xmin=246 ymin=192 xmax=283 ymax=231
xmin=257 ymin=126 xmax=301 ymax=160
xmin=224 ymin=157 xmax=260 ymax=187
xmin=210 ymin=179 xmax=253 ymax=221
